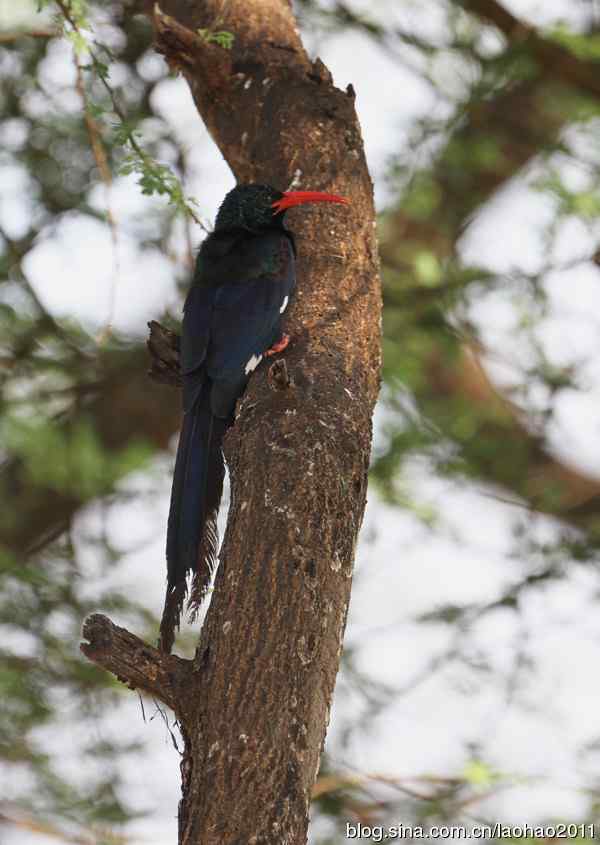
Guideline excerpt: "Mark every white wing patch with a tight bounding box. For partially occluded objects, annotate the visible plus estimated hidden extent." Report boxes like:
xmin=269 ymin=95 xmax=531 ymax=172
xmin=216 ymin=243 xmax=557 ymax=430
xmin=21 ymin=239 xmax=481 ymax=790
xmin=280 ymin=296 xmax=289 ymax=314
xmin=244 ymin=353 xmax=262 ymax=375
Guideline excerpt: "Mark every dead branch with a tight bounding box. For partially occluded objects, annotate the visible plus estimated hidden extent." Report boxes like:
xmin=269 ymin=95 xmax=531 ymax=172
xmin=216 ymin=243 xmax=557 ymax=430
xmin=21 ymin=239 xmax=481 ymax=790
xmin=80 ymin=613 xmax=191 ymax=715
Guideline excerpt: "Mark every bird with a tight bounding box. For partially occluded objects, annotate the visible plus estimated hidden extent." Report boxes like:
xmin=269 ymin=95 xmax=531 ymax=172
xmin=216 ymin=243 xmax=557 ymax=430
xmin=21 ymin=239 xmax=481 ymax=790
xmin=159 ymin=183 xmax=348 ymax=653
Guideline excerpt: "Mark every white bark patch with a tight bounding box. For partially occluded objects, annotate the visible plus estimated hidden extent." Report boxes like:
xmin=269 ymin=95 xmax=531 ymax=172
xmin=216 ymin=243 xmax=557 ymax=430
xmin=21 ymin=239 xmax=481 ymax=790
xmin=244 ymin=353 xmax=262 ymax=374
xmin=288 ymin=168 xmax=302 ymax=190
xmin=297 ymin=635 xmax=314 ymax=666
xmin=280 ymin=295 xmax=289 ymax=314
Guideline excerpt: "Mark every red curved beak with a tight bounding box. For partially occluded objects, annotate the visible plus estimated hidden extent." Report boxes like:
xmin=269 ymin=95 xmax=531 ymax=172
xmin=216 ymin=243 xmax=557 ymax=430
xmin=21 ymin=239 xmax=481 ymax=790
xmin=272 ymin=190 xmax=349 ymax=214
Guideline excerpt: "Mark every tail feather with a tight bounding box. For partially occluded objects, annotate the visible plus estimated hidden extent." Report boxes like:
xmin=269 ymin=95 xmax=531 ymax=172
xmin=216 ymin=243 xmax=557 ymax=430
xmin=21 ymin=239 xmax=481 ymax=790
xmin=189 ymin=412 xmax=227 ymax=620
xmin=158 ymin=579 xmax=187 ymax=654
xmin=159 ymin=384 xmax=227 ymax=652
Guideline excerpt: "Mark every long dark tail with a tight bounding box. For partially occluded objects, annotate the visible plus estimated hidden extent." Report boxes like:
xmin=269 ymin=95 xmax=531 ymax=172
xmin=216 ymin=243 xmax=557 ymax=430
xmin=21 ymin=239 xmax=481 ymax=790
xmin=159 ymin=385 xmax=227 ymax=653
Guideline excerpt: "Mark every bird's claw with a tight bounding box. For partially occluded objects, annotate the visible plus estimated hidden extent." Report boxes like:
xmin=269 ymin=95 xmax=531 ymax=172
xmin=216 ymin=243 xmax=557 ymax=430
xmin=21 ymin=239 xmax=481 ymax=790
xmin=265 ymin=334 xmax=290 ymax=356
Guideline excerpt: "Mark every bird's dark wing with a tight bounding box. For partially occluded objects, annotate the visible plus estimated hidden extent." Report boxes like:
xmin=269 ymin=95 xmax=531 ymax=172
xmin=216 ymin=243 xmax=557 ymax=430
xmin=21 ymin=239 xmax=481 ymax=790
xmin=180 ymin=284 xmax=213 ymax=412
xmin=205 ymin=230 xmax=296 ymax=417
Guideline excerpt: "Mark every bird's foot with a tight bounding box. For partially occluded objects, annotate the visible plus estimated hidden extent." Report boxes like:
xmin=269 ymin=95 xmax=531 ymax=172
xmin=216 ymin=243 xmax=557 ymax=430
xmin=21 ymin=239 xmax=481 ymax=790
xmin=265 ymin=334 xmax=290 ymax=356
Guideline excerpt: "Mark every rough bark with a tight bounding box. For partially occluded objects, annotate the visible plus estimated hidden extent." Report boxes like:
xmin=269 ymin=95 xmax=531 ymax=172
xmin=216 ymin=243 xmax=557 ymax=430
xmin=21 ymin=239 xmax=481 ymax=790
xmin=84 ymin=2 xmax=380 ymax=843
xmin=81 ymin=613 xmax=190 ymax=715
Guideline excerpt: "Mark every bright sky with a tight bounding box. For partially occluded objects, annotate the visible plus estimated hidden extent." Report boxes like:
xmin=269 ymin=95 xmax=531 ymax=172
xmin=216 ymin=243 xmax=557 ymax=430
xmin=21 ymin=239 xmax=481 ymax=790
xmin=4 ymin=1 xmax=600 ymax=843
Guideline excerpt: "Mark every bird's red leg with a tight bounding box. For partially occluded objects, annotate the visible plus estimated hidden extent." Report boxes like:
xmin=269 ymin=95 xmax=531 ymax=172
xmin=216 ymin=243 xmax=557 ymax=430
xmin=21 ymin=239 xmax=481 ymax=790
xmin=265 ymin=334 xmax=290 ymax=356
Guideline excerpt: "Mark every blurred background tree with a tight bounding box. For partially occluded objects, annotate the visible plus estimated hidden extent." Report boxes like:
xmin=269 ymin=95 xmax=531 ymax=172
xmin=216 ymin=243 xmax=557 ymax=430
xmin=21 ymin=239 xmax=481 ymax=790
xmin=2 ymin=0 xmax=600 ymax=842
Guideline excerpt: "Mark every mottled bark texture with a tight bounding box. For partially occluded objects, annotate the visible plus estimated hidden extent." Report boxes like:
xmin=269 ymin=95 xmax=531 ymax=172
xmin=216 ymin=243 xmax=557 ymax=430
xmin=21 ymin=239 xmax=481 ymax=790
xmin=83 ymin=1 xmax=381 ymax=843
xmin=81 ymin=613 xmax=189 ymax=713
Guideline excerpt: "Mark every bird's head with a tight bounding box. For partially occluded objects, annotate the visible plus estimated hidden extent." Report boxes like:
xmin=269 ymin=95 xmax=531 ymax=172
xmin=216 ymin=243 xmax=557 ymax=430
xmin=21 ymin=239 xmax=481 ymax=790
xmin=214 ymin=183 xmax=348 ymax=233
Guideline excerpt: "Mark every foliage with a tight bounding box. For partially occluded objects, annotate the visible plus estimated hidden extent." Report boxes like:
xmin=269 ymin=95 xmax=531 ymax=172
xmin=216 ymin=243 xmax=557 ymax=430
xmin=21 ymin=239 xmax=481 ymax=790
xmin=196 ymin=28 xmax=235 ymax=50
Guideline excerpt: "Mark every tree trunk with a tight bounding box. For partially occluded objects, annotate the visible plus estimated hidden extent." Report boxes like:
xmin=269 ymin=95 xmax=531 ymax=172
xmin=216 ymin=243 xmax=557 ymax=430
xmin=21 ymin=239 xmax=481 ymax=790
xmin=83 ymin=1 xmax=381 ymax=842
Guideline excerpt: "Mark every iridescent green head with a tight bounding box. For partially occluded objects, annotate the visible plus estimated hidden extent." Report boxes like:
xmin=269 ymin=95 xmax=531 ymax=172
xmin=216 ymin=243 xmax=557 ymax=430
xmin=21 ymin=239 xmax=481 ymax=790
xmin=214 ymin=183 xmax=349 ymax=233
xmin=214 ymin=184 xmax=284 ymax=232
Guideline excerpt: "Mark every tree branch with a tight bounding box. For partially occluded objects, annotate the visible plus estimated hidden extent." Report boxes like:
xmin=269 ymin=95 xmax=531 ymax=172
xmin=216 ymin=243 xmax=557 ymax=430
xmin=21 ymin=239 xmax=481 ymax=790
xmin=382 ymin=0 xmax=600 ymax=265
xmin=424 ymin=345 xmax=600 ymax=519
xmin=0 ymin=29 xmax=58 ymax=42
xmin=459 ymin=0 xmax=522 ymax=34
xmin=460 ymin=0 xmax=600 ymax=99
xmin=80 ymin=613 xmax=190 ymax=715
xmin=152 ymin=3 xmax=230 ymax=77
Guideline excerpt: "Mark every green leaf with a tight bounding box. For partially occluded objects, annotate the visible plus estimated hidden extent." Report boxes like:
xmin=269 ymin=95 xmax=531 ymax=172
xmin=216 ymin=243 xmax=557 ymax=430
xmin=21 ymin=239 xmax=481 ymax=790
xmin=463 ymin=759 xmax=497 ymax=789
xmin=197 ymin=28 xmax=235 ymax=49
xmin=414 ymin=251 xmax=442 ymax=286
xmin=403 ymin=174 xmax=442 ymax=220
xmin=548 ymin=23 xmax=600 ymax=60
xmin=65 ymin=28 xmax=89 ymax=56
